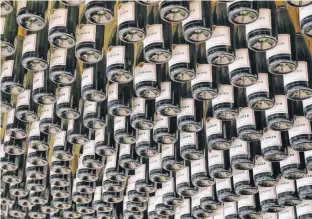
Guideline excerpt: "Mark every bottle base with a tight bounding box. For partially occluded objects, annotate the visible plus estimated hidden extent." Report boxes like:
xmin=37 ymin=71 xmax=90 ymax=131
xmin=263 ymin=150 xmax=288 ymax=162
xmin=17 ymin=13 xmax=46 ymax=31
xmin=16 ymin=110 xmax=39 ymax=122
xmin=21 ymin=57 xmax=48 ymax=72
xmin=107 ymin=69 xmax=133 ymax=84
xmin=41 ymin=206 xmax=59 ymax=214
xmin=177 ymin=186 xmax=198 ymax=197
xmin=95 ymin=145 xmax=116 ymax=157
xmin=144 ymin=48 xmax=172 ymax=64
xmin=135 ymin=145 xmax=159 ymax=158
xmin=1 ymin=82 xmax=24 ymax=95
xmin=67 ymin=134 xmax=90 ymax=146
xmin=56 ymin=108 xmax=80 ymax=120
xmin=278 ymin=196 xmax=302 ymax=206
xmin=153 ymin=133 xmax=177 ymax=144
xmin=208 ymin=139 xmax=231 ymax=150
xmin=261 ymin=204 xmax=284 ymax=213
xmin=181 ymin=148 xmax=204 ymax=161
xmin=268 ymin=60 xmax=297 ymax=75
xmin=291 ymin=140 xmax=312 ymax=151
xmin=238 ymin=129 xmax=262 ymax=142
xmin=218 ymin=193 xmax=239 ymax=203
xmin=75 ymin=48 xmax=103 ymax=64
xmin=232 ymin=159 xmax=255 ymax=170
xmin=155 ymin=205 xmax=175 ymax=216
xmin=159 ymin=4 xmax=189 ymax=23
xmin=114 ymin=134 xmax=136 ymax=145
xmin=183 ymin=26 xmax=212 ymax=43
xmin=247 ymin=35 xmax=277 ymax=52
xmin=235 ymin=185 xmax=258 ymax=196
xmin=286 ymin=86 xmax=312 ymax=101
xmin=282 ymin=168 xmax=306 ymax=180
xmin=135 ymin=86 xmax=160 ymax=100
xmin=230 ymin=73 xmax=258 ymax=88
xmin=214 ymin=108 xmax=238 ymax=120
xmin=156 ymin=104 xmax=181 ymax=117
xmin=49 ymin=70 xmax=76 ymax=85
xmin=0 ymin=41 xmax=14 ymax=57
xmin=267 ymin=118 xmax=293 ymax=131
xmin=4 ymin=145 xmax=25 ymax=155
xmin=192 ymin=176 xmax=215 ymax=187
xmin=119 ymin=158 xmax=141 ymax=170
xmin=162 ymin=160 xmax=184 ymax=171
xmin=29 ymin=141 xmax=49 ymax=152
xmin=229 ymin=8 xmax=258 ymax=25
xmin=0 ymin=102 xmax=12 ymax=113
xmin=207 ymin=51 xmax=235 ymax=66
xmin=302 ymin=23 xmax=312 ymax=38
xmin=6 ymin=128 xmax=27 ymax=139
xmin=85 ymin=7 xmax=114 ymax=25
xmin=192 ymin=87 xmax=218 ymax=101
xmin=0 ymin=1 xmax=13 ymax=16
xmin=108 ymin=104 xmax=131 ymax=117
xmin=178 ymin=120 xmax=202 ymax=133
xmin=170 ymin=68 xmax=196 ymax=83
xmin=33 ymin=93 xmax=57 ymax=105
xmin=82 ymin=89 xmax=106 ymax=102
xmin=2 ymin=174 xmax=21 ymax=185
xmin=9 ymin=211 xmax=27 ymax=218
xmin=10 ymin=188 xmax=28 ymax=198
xmin=200 ymin=201 xmax=221 ymax=211
xmin=39 ymin=124 xmax=62 ymax=136
xmin=48 ymin=33 xmax=76 ymax=49
xmin=83 ymin=118 xmax=106 ymax=130
xmin=118 ymin=27 xmax=146 ymax=43
xmin=131 ymin=119 xmax=154 ymax=130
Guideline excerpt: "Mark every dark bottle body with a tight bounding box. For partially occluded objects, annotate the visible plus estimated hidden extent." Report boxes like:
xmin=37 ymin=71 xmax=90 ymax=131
xmin=216 ymin=177 xmax=239 ymax=203
xmin=153 ymin=113 xmax=178 ymax=144
xmin=0 ymin=8 xmax=18 ymax=57
xmin=32 ymin=70 xmax=57 ymax=105
xmin=280 ymin=146 xmax=306 ymax=180
xmin=130 ymin=97 xmax=154 ymax=130
xmin=162 ymin=143 xmax=184 ymax=172
xmin=261 ymin=129 xmax=288 ymax=162
xmin=230 ymin=138 xmax=255 ymax=170
xmin=107 ymin=83 xmax=132 ymax=117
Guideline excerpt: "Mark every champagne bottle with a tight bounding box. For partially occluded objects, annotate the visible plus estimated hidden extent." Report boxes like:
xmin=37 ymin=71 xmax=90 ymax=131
xmin=60 ymin=0 xmax=84 ymax=6
xmin=41 ymin=191 xmax=59 ymax=214
xmin=27 ymin=146 xmax=48 ymax=167
xmin=93 ymin=185 xmax=113 ymax=212
xmin=39 ymin=104 xmax=63 ymax=135
xmin=76 ymin=156 xmax=98 ymax=182
xmin=95 ymin=117 xmax=115 ymax=156
xmin=233 ymin=168 xmax=258 ymax=196
xmin=18 ymin=192 xmax=34 ymax=208
xmin=51 ymin=196 xmax=72 ymax=210
xmin=280 ymin=146 xmax=306 ymax=180
xmin=67 ymin=113 xmax=89 ymax=146
xmin=230 ymin=138 xmax=256 ymax=170
xmin=300 ymin=4 xmax=312 ymax=37
xmin=117 ymin=1 xmax=147 ymax=43
xmin=153 ymin=113 xmax=178 ymax=144
xmin=82 ymin=100 xmax=107 ymax=130
xmin=191 ymin=187 xmax=213 ymax=218
xmin=32 ymin=70 xmax=57 ymax=105
xmin=0 ymin=0 xmax=13 ymax=16
xmin=224 ymin=201 xmax=238 ymax=219
xmin=179 ymin=131 xmax=204 ymax=160
xmin=253 ymin=155 xmax=280 ymax=187
xmin=9 ymin=160 xmax=28 ymax=197
xmin=148 ymin=196 xmax=161 ymax=219
xmin=48 ymin=1 xmax=79 ymax=48
xmin=26 ymin=158 xmax=47 ymax=180
xmin=279 ymin=206 xmax=297 ymax=219
xmin=191 ymin=149 xmax=214 ymax=187
xmin=206 ymin=117 xmax=232 ymax=151
xmin=26 ymin=176 xmax=47 ymax=192
xmin=206 ymin=3 xmax=235 ymax=66
xmin=104 ymin=151 xmax=126 ymax=182
xmin=213 ymin=205 xmax=224 ymax=219
xmin=72 ymin=177 xmax=93 ymax=204
xmin=287 ymin=0 xmax=312 ymax=7
xmin=21 ymin=27 xmax=49 ymax=72
xmin=305 ymin=143 xmax=312 ymax=170
xmin=51 ymin=156 xmax=71 ymax=175
xmin=176 ymin=164 xmax=198 ymax=197
xmin=0 ymin=90 xmax=12 ymax=113
xmin=135 ymin=0 xmax=159 ymax=5
xmin=161 ymin=143 xmax=184 ymax=172
xmin=16 ymin=1 xmax=48 ymax=31
xmin=5 ymin=108 xmax=27 ymax=139
xmin=76 ymin=173 xmax=96 ymax=195
xmin=216 ymin=177 xmax=239 ymax=202
xmin=258 ymin=186 xmax=284 ymax=213
xmin=303 ymin=97 xmax=312 ymax=120
xmin=276 ymin=176 xmax=302 ymax=206
xmin=227 ymin=0 xmax=259 ymax=25
xmin=182 ymin=0 xmax=213 ymax=43
xmin=0 ymin=8 xmax=18 ymax=57
xmin=159 ymin=0 xmax=190 ymax=23
xmin=118 ymin=143 xmax=140 ymax=170
xmin=0 ymin=183 xmax=14 ymax=206
xmin=81 ymin=139 xmax=104 ymax=170
xmin=0 ymin=148 xmax=20 ymax=171
xmin=162 ymin=177 xmax=183 ymax=207
xmin=245 ymin=2 xmax=278 ymax=51
xmin=149 ymin=153 xmax=170 ymax=183
xmin=237 ymin=195 xmax=261 ymax=219
xmin=2 ymin=152 xmax=25 ymax=184
xmin=296 ymin=169 xmax=312 ymax=199
xmin=107 ymin=83 xmax=132 ymax=117
xmin=75 ymin=24 xmax=104 ymax=64
xmin=77 ymin=200 xmax=96 ymax=215
xmin=123 ymin=195 xmax=143 ymax=219
xmin=124 ymin=193 xmax=147 ymax=213
xmin=63 ymin=203 xmax=81 ymax=218
xmin=130 ymin=97 xmax=154 ymax=130
xmin=154 ymin=187 xmax=176 ymax=216
xmin=85 ymin=0 xmax=115 ymax=25
xmin=208 ymin=148 xmax=232 ymax=179
xmin=3 ymin=134 xmax=26 ymax=155
xmin=127 ymin=175 xmax=148 ymax=203
xmin=144 ymin=5 xmax=172 ymax=63
xmin=9 ymin=199 xmax=27 ymax=218
xmin=135 ymin=162 xmax=156 ymax=194
xmin=229 ymin=26 xmax=258 ymax=87
xmin=261 ymin=129 xmax=288 ymax=162
xmin=114 ymin=116 xmax=136 ymax=145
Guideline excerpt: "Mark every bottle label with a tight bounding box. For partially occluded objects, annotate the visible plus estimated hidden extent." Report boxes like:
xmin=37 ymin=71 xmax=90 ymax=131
xmin=280 ymin=147 xmax=300 ymax=167
xmin=0 ymin=17 xmax=5 ymax=35
xmin=213 ymin=207 xmax=224 ymax=219
xmin=259 ymin=186 xmax=277 ymax=202
xmin=296 ymin=200 xmax=312 ymax=216
xmin=161 ymin=144 xmax=174 ymax=157
xmin=191 ymin=157 xmax=206 ymax=175
xmin=180 ymin=132 xmax=196 ymax=147
xmin=192 ymin=187 xmax=211 ymax=207
xmin=56 ymin=86 xmax=71 ymax=104
xmin=156 ymin=81 xmax=171 ymax=102
xmin=107 ymin=83 xmax=118 ymax=103
xmin=177 ymin=98 xmax=194 ymax=119
xmin=118 ymin=2 xmax=135 ymax=26
xmin=206 ymin=117 xmax=222 ymax=137
xmin=16 ymin=89 xmax=30 ymax=107
xmin=261 ymin=129 xmax=282 ymax=149
xmin=154 ymin=113 xmax=169 ymax=129
xmin=119 ymin=144 xmax=131 ymax=157
xmin=136 ymin=129 xmax=150 ymax=143
xmin=83 ymin=101 xmax=97 ymax=116
xmin=76 ymin=24 xmax=96 ymax=44
xmin=216 ymin=178 xmax=231 ymax=191
xmin=303 ymin=97 xmax=312 ymax=109
xmin=114 ymin=116 xmax=126 ymax=131
xmin=192 ymin=64 xmax=213 ymax=86
xmin=134 ymin=63 xmax=157 ymax=84
xmin=246 ymin=8 xmax=271 ymax=34
xmin=266 ymin=34 xmax=291 ymax=58
xmin=50 ymin=48 xmax=67 ymax=68
xmin=162 ymin=178 xmax=174 ymax=194
xmin=300 ymin=4 xmax=312 ymax=22
xmin=253 ymin=156 xmax=272 ymax=175
xmin=149 ymin=153 xmax=162 ymax=172
xmin=144 ymin=24 xmax=163 ymax=47
xmin=4 ymin=134 xmax=10 ymax=143
xmin=33 ymin=71 xmax=44 ymax=90
xmin=224 ymin=202 xmax=237 ymax=216
xmin=105 ymin=153 xmax=117 ymax=169
xmin=135 ymin=164 xmax=146 ymax=181
xmin=49 ymin=8 xmax=68 ymax=30
xmin=176 ymin=166 xmax=189 ymax=185
xmin=1 ymin=60 xmax=14 ymax=79
xmin=297 ymin=170 xmax=312 ymax=188
xmin=206 ymin=26 xmax=231 ymax=49
xmin=29 ymin=121 xmax=40 ymax=137
xmin=22 ymin=34 xmax=37 ymax=55
xmin=81 ymin=67 xmax=94 ymax=88
xmin=94 ymin=186 xmax=102 ymax=201
xmin=278 ymin=206 xmax=296 ymax=219
xmin=17 ymin=1 xmax=27 ymax=12
xmin=182 ymin=1 xmax=202 ymax=25
xmin=233 ymin=168 xmax=250 ymax=185
xmin=7 ymin=108 xmax=15 ymax=124
xmin=228 ymin=49 xmax=250 ymax=73
xmin=236 ymin=107 xmax=255 ymax=129
xmin=54 ymin=131 xmax=66 ymax=146
xmin=132 ymin=97 xmax=145 ymax=114
xmin=265 ymin=95 xmax=288 ymax=117
xmin=230 ymin=138 xmax=248 ymax=159
xmin=246 ymin=73 xmax=269 ymax=96
xmin=288 ymin=116 xmax=312 ymax=138
xmin=276 ymin=177 xmax=295 ymax=195
xmin=107 ymin=46 xmax=125 ymax=67
xmin=40 ymin=104 xmax=53 ymax=120
xmin=176 ymin=199 xmax=190 ymax=217
xmin=283 ymin=61 xmax=309 ymax=86
xmin=83 ymin=140 xmax=95 ymax=156
xmin=148 ymin=196 xmax=156 ymax=212
xmin=212 ymin=85 xmax=234 ymax=106
xmin=208 ymin=149 xmax=224 ymax=167
xmin=238 ymin=195 xmax=255 ymax=209
xmin=168 ymin=44 xmax=190 ymax=67
xmin=95 ymin=128 xmax=105 ymax=143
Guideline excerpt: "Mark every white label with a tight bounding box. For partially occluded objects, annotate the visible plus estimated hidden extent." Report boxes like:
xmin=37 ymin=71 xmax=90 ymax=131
xmin=149 ymin=154 xmax=162 ymax=172
xmin=182 ymin=1 xmax=202 ymax=25
xmin=94 ymin=186 xmax=102 ymax=201
xmin=212 ymin=85 xmax=234 ymax=106
xmin=228 ymin=49 xmax=250 ymax=72
xmin=156 ymin=82 xmax=171 ymax=102
xmin=276 ymin=177 xmax=295 ymax=195
xmin=246 ymin=73 xmax=269 ymax=96
xmin=50 ymin=48 xmax=67 ymax=68
xmin=49 ymin=8 xmax=68 ymax=30
xmin=76 ymin=24 xmax=96 ymax=44
xmin=208 ymin=149 xmax=224 ymax=167
xmin=162 ymin=178 xmax=174 ymax=194
xmin=1 ymin=60 xmax=14 ymax=79
xmin=280 ymin=147 xmax=300 ymax=167
xmin=192 ymin=187 xmax=209 ymax=207
xmin=238 ymin=195 xmax=255 ymax=209
xmin=169 ymin=44 xmax=190 ymax=67
xmin=265 ymin=95 xmax=288 ymax=117
xmin=148 ymin=196 xmax=156 ymax=212
xmin=283 ymin=61 xmax=309 ymax=86
xmin=246 ymin=8 xmax=271 ymax=34
xmin=83 ymin=101 xmax=97 ymax=116
xmin=0 ymin=17 xmax=5 ymax=35
xmin=56 ymin=86 xmax=71 ymax=104
xmin=297 ymin=170 xmax=312 ymax=188
xmin=192 ymin=64 xmax=213 ymax=86
xmin=180 ymin=132 xmax=196 ymax=147
xmin=108 ymin=83 xmax=118 ymax=103
xmin=7 ymin=108 xmax=15 ymax=124
xmin=134 ymin=63 xmax=157 ymax=84
xmin=118 ymin=2 xmax=135 ymax=25
xmin=262 ymin=213 xmax=278 ymax=219
xmin=144 ymin=24 xmax=163 ymax=47
xmin=22 ymin=34 xmax=36 ymax=55
xmin=114 ymin=116 xmax=126 ymax=131
xmin=4 ymin=134 xmax=10 ymax=143
xmin=303 ymin=97 xmax=312 ymax=109
xmin=206 ymin=118 xmax=222 ymax=137
xmin=105 ymin=153 xmax=117 ymax=169
xmin=176 ymin=166 xmax=189 ymax=185
xmin=230 ymin=138 xmax=248 ymax=159
xmin=213 ymin=207 xmax=224 ymax=219
xmin=216 ymin=178 xmax=231 ymax=191
xmin=0 ymin=144 xmax=5 ymax=158
xmin=253 ymin=156 xmax=272 ymax=175
xmin=224 ymin=202 xmax=237 ymax=216
xmin=81 ymin=67 xmax=94 ymax=88
xmin=106 ymin=46 xmax=125 ymax=67
xmin=233 ymin=168 xmax=250 ymax=185
xmin=266 ymin=34 xmax=291 ymax=58
xmin=191 ymin=158 xmax=206 ymax=175
xmin=54 ymin=131 xmax=66 ymax=146
xmin=29 ymin=121 xmax=40 ymax=137
xmin=126 ymin=175 xmax=136 ymax=193
xmin=40 ymin=105 xmax=53 ymax=120
xmin=206 ymin=26 xmax=230 ymax=49
xmin=178 ymin=98 xmax=194 ymax=118
xmin=136 ymin=129 xmax=150 ymax=143
xmin=261 ymin=129 xmax=282 ymax=149
xmin=119 ymin=144 xmax=131 ymax=156
xmin=296 ymin=200 xmax=312 ymax=216
xmin=95 ymin=128 xmax=105 ymax=143
xmin=83 ymin=140 xmax=95 ymax=156
xmin=175 ymin=199 xmax=190 ymax=217
xmin=17 ymin=1 xmax=27 ymax=12
xmin=162 ymin=144 xmax=174 ymax=157
xmin=289 ymin=116 xmax=312 ymax=138
xmin=16 ymin=90 xmax=30 ymax=107
xmin=259 ymin=186 xmax=277 ymax=202
xmin=279 ymin=207 xmax=296 ymax=219
xmin=236 ymin=107 xmax=255 ymax=129
xmin=132 ymin=97 xmax=145 ymax=114
xmin=135 ymin=164 xmax=146 ymax=181
xmin=300 ymin=4 xmax=312 ymax=22
xmin=154 ymin=113 xmax=169 ymax=129
xmin=33 ymin=71 xmax=44 ymax=90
